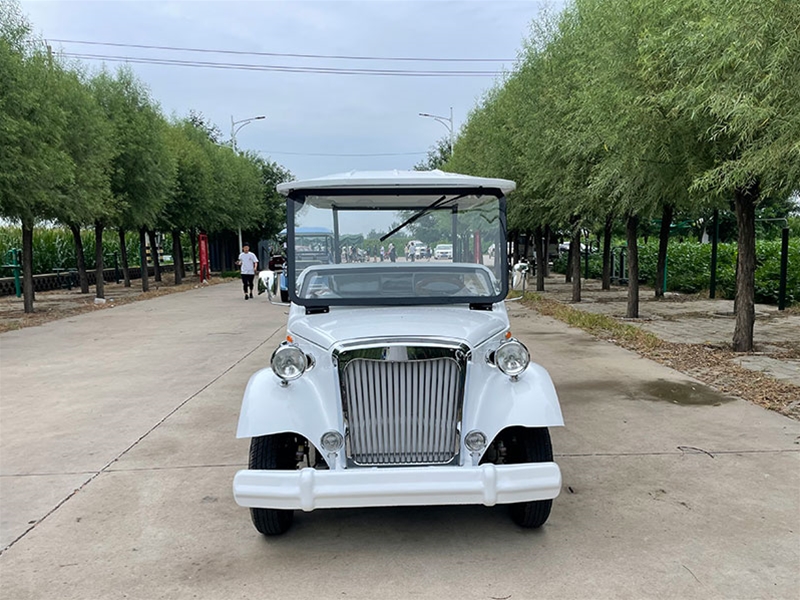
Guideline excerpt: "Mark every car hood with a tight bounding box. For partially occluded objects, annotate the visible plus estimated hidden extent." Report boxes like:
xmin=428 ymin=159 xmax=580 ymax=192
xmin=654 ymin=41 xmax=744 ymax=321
xmin=288 ymin=304 xmax=509 ymax=351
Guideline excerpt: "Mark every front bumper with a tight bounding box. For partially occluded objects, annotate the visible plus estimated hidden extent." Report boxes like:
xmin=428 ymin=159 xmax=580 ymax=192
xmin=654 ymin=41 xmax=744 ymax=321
xmin=233 ymin=462 xmax=561 ymax=512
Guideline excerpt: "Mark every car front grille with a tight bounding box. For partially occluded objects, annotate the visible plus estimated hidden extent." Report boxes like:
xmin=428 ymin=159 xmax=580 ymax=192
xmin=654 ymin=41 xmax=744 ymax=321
xmin=337 ymin=343 xmax=467 ymax=466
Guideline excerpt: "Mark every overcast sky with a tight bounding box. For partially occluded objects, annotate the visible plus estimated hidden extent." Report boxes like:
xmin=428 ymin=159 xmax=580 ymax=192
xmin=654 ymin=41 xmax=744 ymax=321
xmin=20 ymin=0 xmax=561 ymax=181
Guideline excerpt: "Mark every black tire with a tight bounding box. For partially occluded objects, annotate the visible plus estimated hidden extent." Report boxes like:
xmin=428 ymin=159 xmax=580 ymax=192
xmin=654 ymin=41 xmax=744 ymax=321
xmin=498 ymin=427 xmax=554 ymax=529
xmin=280 ymin=289 xmax=289 ymax=303
xmin=249 ymin=434 xmax=297 ymax=536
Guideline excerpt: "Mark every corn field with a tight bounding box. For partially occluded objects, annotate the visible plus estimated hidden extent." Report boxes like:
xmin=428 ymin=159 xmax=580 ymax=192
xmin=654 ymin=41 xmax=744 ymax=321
xmin=0 ymin=226 xmax=193 ymax=276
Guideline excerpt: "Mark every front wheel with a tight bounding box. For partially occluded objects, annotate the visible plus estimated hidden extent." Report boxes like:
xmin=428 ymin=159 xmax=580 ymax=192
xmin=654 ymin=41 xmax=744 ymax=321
xmin=495 ymin=427 xmax=554 ymax=529
xmin=249 ymin=434 xmax=298 ymax=536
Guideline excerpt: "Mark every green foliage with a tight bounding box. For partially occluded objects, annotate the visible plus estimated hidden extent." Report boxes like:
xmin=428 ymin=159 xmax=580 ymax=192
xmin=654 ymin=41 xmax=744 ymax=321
xmin=414 ymin=137 xmax=451 ymax=171
xmin=91 ymin=66 xmax=173 ymax=230
xmin=0 ymin=0 xmax=292 ymax=302
xmin=0 ymin=225 xmax=139 ymax=273
xmin=552 ymin=240 xmax=799 ymax=305
xmin=0 ymin=4 xmax=71 ymax=225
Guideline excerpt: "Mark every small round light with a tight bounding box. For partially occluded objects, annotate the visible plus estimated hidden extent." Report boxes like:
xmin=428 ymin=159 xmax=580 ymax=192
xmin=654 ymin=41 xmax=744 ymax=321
xmin=271 ymin=344 xmax=307 ymax=381
xmin=465 ymin=430 xmax=487 ymax=452
xmin=495 ymin=339 xmax=530 ymax=378
xmin=320 ymin=431 xmax=344 ymax=452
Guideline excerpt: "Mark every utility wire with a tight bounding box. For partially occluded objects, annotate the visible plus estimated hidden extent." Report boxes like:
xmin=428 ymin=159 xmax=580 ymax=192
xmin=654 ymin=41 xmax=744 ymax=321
xmin=51 ymin=38 xmax=516 ymax=63
xmin=61 ymin=52 xmax=502 ymax=77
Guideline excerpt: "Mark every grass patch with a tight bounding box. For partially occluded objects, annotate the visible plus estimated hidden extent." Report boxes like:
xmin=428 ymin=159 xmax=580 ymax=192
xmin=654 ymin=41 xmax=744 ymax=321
xmin=522 ymin=293 xmax=662 ymax=351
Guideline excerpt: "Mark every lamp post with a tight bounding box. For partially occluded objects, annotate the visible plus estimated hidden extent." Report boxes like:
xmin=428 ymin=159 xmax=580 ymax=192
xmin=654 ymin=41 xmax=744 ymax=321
xmin=230 ymin=115 xmax=266 ymax=250
xmin=419 ymin=107 xmax=454 ymax=156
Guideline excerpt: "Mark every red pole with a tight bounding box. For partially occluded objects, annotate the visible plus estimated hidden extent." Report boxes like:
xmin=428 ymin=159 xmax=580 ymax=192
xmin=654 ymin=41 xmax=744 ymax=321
xmin=198 ymin=233 xmax=210 ymax=282
xmin=473 ymin=231 xmax=482 ymax=264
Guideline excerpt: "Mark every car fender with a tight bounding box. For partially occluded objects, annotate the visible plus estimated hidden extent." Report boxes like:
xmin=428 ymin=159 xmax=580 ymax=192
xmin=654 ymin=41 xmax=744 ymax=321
xmin=462 ymin=362 xmax=563 ymax=458
xmin=236 ymin=365 xmax=342 ymax=453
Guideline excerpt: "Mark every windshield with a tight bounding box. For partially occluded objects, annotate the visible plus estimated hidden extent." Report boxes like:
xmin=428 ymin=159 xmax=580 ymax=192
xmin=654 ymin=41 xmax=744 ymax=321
xmin=286 ymin=191 xmax=508 ymax=306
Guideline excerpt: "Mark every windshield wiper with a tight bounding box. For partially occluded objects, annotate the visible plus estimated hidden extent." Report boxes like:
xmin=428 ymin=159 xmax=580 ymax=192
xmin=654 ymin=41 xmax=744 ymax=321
xmin=380 ymin=193 xmax=467 ymax=242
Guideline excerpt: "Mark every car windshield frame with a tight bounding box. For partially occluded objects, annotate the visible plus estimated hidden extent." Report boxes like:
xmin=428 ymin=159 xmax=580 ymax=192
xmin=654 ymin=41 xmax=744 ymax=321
xmin=285 ymin=186 xmax=509 ymax=308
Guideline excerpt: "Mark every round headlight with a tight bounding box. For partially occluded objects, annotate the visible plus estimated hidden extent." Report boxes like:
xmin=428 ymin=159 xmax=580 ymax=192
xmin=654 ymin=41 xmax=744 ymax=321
xmin=495 ymin=339 xmax=530 ymax=378
xmin=271 ymin=344 xmax=307 ymax=381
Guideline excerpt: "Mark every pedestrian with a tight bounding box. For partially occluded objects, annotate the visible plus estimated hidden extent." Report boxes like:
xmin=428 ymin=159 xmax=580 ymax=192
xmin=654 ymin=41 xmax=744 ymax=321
xmin=380 ymin=245 xmax=385 ymax=262
xmin=236 ymin=242 xmax=259 ymax=300
xmin=388 ymin=243 xmax=397 ymax=262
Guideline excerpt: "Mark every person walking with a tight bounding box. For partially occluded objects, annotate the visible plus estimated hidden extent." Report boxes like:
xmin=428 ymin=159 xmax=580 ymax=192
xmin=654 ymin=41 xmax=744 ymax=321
xmin=388 ymin=243 xmax=397 ymax=262
xmin=236 ymin=242 xmax=259 ymax=300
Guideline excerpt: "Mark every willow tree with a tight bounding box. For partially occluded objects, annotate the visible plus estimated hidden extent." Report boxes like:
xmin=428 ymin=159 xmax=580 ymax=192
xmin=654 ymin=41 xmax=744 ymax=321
xmin=92 ymin=66 xmax=172 ymax=293
xmin=0 ymin=3 xmax=70 ymax=312
xmin=50 ymin=65 xmax=115 ymax=294
xmin=639 ymin=0 xmax=800 ymax=350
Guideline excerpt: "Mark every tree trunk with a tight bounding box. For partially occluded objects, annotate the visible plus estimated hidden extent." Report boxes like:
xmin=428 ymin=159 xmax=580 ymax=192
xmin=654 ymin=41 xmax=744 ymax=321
xmin=94 ymin=221 xmax=105 ymax=299
xmin=22 ymin=218 xmax=35 ymax=313
xmin=139 ymin=228 xmax=150 ymax=292
xmin=732 ymin=182 xmax=758 ymax=352
xmin=190 ymin=228 xmax=198 ymax=275
xmin=626 ymin=214 xmax=640 ymax=318
xmin=148 ymin=229 xmax=162 ymax=283
xmin=535 ymin=226 xmax=545 ymax=292
xmin=172 ymin=229 xmax=183 ymax=286
xmin=655 ymin=204 xmax=673 ymax=298
xmin=571 ymin=226 xmax=581 ymax=302
xmin=118 ymin=228 xmax=131 ymax=287
xmin=69 ymin=224 xmax=90 ymax=294
xmin=543 ymin=225 xmax=551 ymax=276
xmin=602 ymin=214 xmax=613 ymax=290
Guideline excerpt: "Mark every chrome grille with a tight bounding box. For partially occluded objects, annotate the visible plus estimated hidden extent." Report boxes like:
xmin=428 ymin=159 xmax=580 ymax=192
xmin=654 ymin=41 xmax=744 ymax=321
xmin=341 ymin=355 xmax=464 ymax=465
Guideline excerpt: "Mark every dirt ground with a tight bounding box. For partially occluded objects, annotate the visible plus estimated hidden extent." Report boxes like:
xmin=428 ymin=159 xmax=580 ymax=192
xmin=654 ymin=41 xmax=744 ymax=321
xmin=0 ymin=273 xmax=236 ymax=333
xmin=521 ymin=274 xmax=800 ymax=420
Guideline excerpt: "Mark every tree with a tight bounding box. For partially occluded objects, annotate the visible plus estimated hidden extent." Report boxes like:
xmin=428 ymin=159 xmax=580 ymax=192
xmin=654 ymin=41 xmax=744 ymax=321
xmin=49 ymin=65 xmax=115 ymax=294
xmin=638 ymin=0 xmax=800 ymax=350
xmin=91 ymin=66 xmax=173 ymax=293
xmin=415 ymin=137 xmax=451 ymax=171
xmin=0 ymin=1 xmax=70 ymax=312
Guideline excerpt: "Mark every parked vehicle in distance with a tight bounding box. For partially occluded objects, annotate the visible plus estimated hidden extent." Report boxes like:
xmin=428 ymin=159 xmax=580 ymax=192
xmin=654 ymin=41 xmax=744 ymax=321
xmin=235 ymin=170 xmax=564 ymax=536
xmin=434 ymin=243 xmax=453 ymax=260
xmin=414 ymin=243 xmax=428 ymax=259
xmin=278 ymin=227 xmax=334 ymax=302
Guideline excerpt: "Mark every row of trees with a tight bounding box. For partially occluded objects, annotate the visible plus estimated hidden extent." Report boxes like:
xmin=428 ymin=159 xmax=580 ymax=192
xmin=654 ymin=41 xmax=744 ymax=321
xmin=446 ymin=0 xmax=799 ymax=351
xmin=0 ymin=1 xmax=290 ymax=312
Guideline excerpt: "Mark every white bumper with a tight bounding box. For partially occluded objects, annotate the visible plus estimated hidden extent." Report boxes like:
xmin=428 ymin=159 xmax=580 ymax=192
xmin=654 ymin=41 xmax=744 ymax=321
xmin=233 ymin=462 xmax=561 ymax=512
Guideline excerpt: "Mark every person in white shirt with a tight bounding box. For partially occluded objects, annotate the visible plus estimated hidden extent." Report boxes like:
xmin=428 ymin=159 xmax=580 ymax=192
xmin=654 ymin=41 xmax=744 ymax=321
xmin=236 ymin=242 xmax=259 ymax=300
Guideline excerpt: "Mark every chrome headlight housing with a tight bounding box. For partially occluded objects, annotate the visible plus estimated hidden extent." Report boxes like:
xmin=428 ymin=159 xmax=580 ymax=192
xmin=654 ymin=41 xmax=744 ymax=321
xmin=271 ymin=343 xmax=310 ymax=382
xmin=493 ymin=339 xmax=530 ymax=378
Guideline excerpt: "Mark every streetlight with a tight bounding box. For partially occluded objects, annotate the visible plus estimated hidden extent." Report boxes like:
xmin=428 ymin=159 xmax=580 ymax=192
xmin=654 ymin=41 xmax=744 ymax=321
xmin=230 ymin=114 xmax=266 ymax=250
xmin=230 ymin=115 xmax=266 ymax=151
xmin=419 ymin=107 xmax=454 ymax=155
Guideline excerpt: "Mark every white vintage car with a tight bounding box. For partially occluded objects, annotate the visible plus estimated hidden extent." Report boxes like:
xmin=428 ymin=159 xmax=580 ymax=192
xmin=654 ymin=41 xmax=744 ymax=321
xmin=233 ymin=170 xmax=564 ymax=535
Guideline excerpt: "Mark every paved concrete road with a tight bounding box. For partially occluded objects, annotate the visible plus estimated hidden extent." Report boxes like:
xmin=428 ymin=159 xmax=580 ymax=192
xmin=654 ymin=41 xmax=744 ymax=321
xmin=1 ymin=283 xmax=798 ymax=599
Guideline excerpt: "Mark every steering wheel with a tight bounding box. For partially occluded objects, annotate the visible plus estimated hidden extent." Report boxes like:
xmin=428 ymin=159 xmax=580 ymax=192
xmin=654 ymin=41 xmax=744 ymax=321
xmin=414 ymin=275 xmax=466 ymax=296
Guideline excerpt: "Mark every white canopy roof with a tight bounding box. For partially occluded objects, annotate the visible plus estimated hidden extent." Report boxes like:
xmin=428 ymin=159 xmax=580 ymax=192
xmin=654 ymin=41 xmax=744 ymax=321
xmin=276 ymin=169 xmax=516 ymax=196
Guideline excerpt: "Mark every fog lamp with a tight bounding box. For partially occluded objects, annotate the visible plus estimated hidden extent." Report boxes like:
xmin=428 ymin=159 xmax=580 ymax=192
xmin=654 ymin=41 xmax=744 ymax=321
xmin=465 ymin=430 xmax=487 ymax=452
xmin=495 ymin=339 xmax=529 ymax=378
xmin=271 ymin=344 xmax=307 ymax=382
xmin=320 ymin=431 xmax=344 ymax=452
